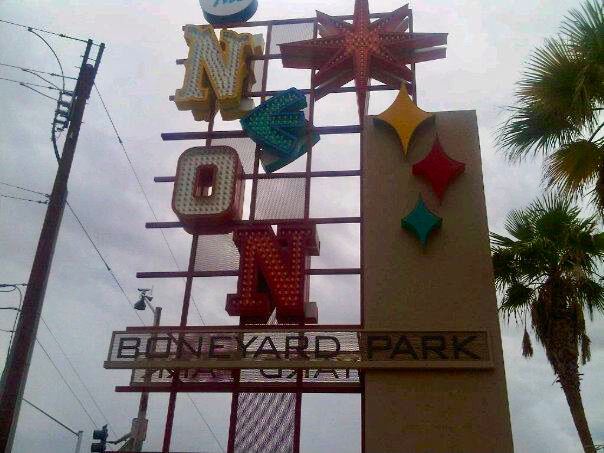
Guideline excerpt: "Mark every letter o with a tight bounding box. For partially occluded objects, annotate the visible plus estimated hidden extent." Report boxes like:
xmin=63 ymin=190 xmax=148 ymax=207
xmin=172 ymin=146 xmax=244 ymax=234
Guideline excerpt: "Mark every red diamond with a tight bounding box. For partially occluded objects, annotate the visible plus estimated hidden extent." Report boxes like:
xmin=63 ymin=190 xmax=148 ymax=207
xmin=412 ymin=138 xmax=465 ymax=201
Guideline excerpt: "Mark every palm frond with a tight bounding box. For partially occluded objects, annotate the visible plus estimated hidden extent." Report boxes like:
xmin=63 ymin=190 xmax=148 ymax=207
xmin=544 ymin=140 xmax=603 ymax=195
xmin=497 ymin=103 xmax=582 ymax=161
xmin=497 ymin=3 xmax=603 ymax=161
xmin=575 ymin=276 xmax=604 ymax=319
xmin=520 ymin=38 xmax=598 ymax=127
xmin=592 ymin=159 xmax=604 ymax=215
xmin=562 ymin=1 xmax=604 ymax=84
xmin=503 ymin=207 xmax=537 ymax=241
xmin=500 ymin=281 xmax=535 ymax=317
xmin=522 ymin=327 xmax=534 ymax=358
xmin=491 ymin=247 xmax=520 ymax=289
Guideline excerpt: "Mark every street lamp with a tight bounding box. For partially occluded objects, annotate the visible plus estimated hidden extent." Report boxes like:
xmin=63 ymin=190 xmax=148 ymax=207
xmin=134 ymin=288 xmax=154 ymax=312
xmin=132 ymin=288 xmax=161 ymax=452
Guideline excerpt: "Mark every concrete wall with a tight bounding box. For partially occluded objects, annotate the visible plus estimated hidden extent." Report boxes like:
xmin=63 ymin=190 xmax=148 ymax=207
xmin=362 ymin=111 xmax=514 ymax=453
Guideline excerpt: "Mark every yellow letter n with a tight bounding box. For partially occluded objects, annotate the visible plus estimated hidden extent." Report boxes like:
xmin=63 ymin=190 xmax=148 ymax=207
xmin=174 ymin=25 xmax=264 ymax=122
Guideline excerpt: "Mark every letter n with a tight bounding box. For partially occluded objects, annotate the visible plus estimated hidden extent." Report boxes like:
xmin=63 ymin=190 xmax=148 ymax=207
xmin=226 ymin=223 xmax=320 ymax=322
xmin=174 ymin=25 xmax=264 ymax=121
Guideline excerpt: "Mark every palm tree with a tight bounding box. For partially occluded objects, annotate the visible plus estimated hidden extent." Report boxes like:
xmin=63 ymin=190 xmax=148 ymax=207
xmin=491 ymin=196 xmax=604 ymax=453
xmin=498 ymin=1 xmax=604 ymax=213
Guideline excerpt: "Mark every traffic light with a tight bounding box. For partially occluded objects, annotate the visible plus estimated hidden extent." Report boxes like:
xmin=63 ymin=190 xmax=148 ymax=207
xmin=91 ymin=425 xmax=108 ymax=453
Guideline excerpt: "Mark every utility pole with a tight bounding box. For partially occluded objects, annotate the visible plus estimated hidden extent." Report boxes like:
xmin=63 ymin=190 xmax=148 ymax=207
xmin=74 ymin=430 xmax=83 ymax=453
xmin=0 ymin=39 xmax=104 ymax=452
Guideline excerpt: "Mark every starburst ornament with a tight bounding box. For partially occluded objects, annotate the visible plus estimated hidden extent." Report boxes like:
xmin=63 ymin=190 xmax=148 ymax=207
xmin=279 ymin=0 xmax=447 ymax=125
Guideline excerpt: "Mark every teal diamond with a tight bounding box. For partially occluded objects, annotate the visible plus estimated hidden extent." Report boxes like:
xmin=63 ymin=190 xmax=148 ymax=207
xmin=401 ymin=196 xmax=442 ymax=246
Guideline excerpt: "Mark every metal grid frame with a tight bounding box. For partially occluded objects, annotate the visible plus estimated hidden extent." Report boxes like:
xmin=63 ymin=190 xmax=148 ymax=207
xmin=129 ymin=10 xmax=416 ymax=453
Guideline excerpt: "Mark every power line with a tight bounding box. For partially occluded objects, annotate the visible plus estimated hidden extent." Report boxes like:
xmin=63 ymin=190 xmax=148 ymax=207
xmin=186 ymin=395 xmax=226 ymax=452
xmin=21 ymin=68 xmax=61 ymax=90
xmin=23 ymin=26 xmax=69 ymax=163
xmin=22 ymin=398 xmax=80 ymax=437
xmin=0 ymin=182 xmax=144 ymax=326
xmin=34 ymin=338 xmax=98 ymax=430
xmin=0 ymin=61 xmax=77 ymax=80
xmin=1 ymin=184 xmax=221 ymax=448
xmin=60 ymin=204 xmax=223 ymax=450
xmin=0 ymin=18 xmax=98 ymax=45
xmin=0 ymin=76 xmax=61 ymax=91
xmin=39 ymin=315 xmax=117 ymax=437
xmin=19 ymin=84 xmax=57 ymax=101
xmin=0 ymin=181 xmax=49 ymax=197
xmin=93 ymin=83 xmax=207 ymax=325
xmin=65 ymin=201 xmax=146 ymax=326
xmin=92 ymin=86 xmax=227 ymax=451
xmin=7 ymin=286 xmax=22 ymax=356
xmin=0 ymin=193 xmax=48 ymax=205
xmin=27 ymin=28 xmax=65 ymax=94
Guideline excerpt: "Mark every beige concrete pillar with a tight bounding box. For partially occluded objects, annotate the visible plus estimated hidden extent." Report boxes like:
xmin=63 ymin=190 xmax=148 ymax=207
xmin=362 ymin=111 xmax=514 ymax=453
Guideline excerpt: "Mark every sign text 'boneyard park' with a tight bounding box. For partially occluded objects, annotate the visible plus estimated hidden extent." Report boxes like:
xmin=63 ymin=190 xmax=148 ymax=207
xmin=105 ymin=328 xmax=493 ymax=370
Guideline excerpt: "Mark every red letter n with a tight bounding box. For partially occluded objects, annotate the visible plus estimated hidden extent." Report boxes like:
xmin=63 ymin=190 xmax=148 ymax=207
xmin=226 ymin=223 xmax=319 ymax=323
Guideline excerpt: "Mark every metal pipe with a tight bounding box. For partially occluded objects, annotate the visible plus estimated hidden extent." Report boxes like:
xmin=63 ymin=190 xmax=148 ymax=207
xmin=145 ymin=216 xmax=362 ymax=230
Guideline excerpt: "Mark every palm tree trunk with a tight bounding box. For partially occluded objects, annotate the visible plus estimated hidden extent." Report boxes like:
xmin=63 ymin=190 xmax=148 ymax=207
xmin=559 ymin=376 xmax=595 ymax=453
xmin=536 ymin=282 xmax=596 ymax=453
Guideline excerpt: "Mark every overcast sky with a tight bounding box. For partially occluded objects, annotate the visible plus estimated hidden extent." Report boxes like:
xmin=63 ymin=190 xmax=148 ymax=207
xmin=1 ymin=1 xmax=603 ymax=452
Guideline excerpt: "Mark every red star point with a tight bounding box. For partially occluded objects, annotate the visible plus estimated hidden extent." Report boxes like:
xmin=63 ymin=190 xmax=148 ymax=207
xmin=412 ymin=138 xmax=466 ymax=202
xmin=279 ymin=0 xmax=447 ymax=125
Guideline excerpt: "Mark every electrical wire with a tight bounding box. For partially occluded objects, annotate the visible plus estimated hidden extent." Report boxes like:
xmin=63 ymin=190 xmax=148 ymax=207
xmin=0 ymin=188 xmax=119 ymax=438
xmin=0 ymin=62 xmax=77 ymax=80
xmin=19 ymin=84 xmax=57 ymax=101
xmin=25 ymin=28 xmax=67 ymax=163
xmin=22 ymin=398 xmax=80 ymax=437
xmin=40 ymin=315 xmax=117 ymax=437
xmin=60 ymin=205 xmax=223 ymax=448
xmin=65 ymin=201 xmax=146 ymax=326
xmin=0 ymin=286 xmax=18 ymax=292
xmin=0 ymin=183 xmax=144 ymax=327
xmin=7 ymin=286 xmax=22 ymax=356
xmin=35 ymin=338 xmax=98 ymax=429
xmin=93 ymin=83 xmax=207 ymax=325
xmin=0 ymin=18 xmax=97 ymax=45
xmin=21 ymin=68 xmax=61 ymax=90
xmin=0 ymin=193 xmax=48 ymax=204
xmin=0 ymin=76 xmax=61 ymax=91
xmin=92 ymin=86 xmax=229 ymax=452
xmin=186 ymin=395 xmax=226 ymax=452
xmin=26 ymin=29 xmax=65 ymax=94
xmin=0 ymin=181 xmax=48 ymax=197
